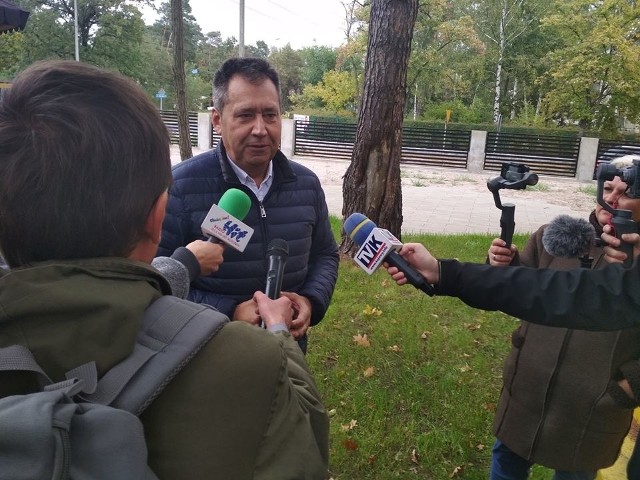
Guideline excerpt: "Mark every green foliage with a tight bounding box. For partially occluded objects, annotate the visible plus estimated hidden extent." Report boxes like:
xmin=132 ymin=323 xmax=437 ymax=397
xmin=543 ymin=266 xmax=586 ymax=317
xmin=300 ymin=45 xmax=338 ymax=85
xmin=148 ymin=0 xmax=203 ymax=64
xmin=269 ymin=44 xmax=304 ymax=112
xmin=310 ymin=228 xmax=533 ymax=479
xmin=0 ymin=31 xmax=25 ymax=78
xmin=540 ymin=0 xmax=640 ymax=135
xmin=292 ymin=69 xmax=357 ymax=114
xmin=420 ymin=99 xmax=493 ymax=124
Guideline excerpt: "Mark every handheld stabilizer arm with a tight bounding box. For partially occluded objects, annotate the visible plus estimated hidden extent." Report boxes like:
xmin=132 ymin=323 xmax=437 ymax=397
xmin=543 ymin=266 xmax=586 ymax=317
xmin=596 ymin=160 xmax=640 ymax=267
xmin=486 ymin=163 xmax=539 ymax=248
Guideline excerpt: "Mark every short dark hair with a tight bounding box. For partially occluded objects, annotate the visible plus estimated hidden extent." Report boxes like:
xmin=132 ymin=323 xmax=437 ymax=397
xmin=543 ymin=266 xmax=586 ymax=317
xmin=0 ymin=60 xmax=172 ymax=267
xmin=212 ymin=57 xmax=280 ymax=112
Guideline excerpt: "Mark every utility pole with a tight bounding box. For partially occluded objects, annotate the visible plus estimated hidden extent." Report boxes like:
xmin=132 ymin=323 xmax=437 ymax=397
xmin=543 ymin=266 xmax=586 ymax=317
xmin=238 ymin=0 xmax=245 ymax=57
xmin=73 ymin=0 xmax=79 ymax=61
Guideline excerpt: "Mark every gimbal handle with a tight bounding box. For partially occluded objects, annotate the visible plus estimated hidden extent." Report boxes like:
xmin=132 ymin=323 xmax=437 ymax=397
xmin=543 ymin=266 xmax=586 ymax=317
xmin=499 ymin=204 xmax=516 ymax=248
xmin=597 ymin=164 xmax=637 ymax=267
xmin=487 ymin=164 xmax=538 ymax=249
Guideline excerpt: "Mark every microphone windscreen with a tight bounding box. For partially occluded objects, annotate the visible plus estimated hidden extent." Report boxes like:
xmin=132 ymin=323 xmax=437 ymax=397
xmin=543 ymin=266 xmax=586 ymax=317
xmin=218 ymin=188 xmax=251 ymax=220
xmin=267 ymin=238 xmax=288 ymax=258
xmin=344 ymin=213 xmax=376 ymax=246
xmin=542 ymin=215 xmax=595 ymax=258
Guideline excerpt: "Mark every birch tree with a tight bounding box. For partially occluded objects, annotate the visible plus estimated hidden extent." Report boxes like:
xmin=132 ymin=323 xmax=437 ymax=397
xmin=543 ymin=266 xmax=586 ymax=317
xmin=469 ymin=0 xmax=538 ymax=124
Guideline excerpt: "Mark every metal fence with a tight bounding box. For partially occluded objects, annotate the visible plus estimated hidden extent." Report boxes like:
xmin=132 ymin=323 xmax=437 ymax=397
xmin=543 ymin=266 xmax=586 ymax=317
xmin=294 ymin=121 xmax=470 ymax=168
xmin=484 ymin=132 xmax=580 ymax=177
xmin=160 ymin=110 xmax=198 ymax=146
xmin=593 ymin=140 xmax=640 ymax=178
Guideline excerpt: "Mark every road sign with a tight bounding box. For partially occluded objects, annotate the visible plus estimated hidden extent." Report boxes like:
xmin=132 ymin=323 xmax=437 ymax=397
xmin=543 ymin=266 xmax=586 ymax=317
xmin=155 ymin=89 xmax=167 ymax=99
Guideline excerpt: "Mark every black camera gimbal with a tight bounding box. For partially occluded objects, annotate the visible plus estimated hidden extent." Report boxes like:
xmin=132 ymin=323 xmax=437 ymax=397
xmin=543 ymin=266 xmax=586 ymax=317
xmin=596 ymin=158 xmax=640 ymax=267
xmin=487 ymin=163 xmax=539 ymax=248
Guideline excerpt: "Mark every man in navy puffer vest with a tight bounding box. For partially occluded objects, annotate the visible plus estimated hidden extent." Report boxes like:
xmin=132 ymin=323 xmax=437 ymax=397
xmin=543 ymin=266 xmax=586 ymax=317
xmin=157 ymin=57 xmax=339 ymax=353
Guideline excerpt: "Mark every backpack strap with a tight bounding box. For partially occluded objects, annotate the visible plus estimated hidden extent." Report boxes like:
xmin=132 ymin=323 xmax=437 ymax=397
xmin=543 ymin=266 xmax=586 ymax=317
xmin=81 ymin=296 xmax=229 ymax=414
xmin=0 ymin=345 xmax=53 ymax=386
xmin=0 ymin=345 xmax=87 ymax=396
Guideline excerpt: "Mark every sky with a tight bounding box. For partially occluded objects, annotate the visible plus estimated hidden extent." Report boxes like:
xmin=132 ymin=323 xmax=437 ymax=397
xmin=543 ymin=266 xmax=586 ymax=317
xmin=144 ymin=0 xmax=348 ymax=50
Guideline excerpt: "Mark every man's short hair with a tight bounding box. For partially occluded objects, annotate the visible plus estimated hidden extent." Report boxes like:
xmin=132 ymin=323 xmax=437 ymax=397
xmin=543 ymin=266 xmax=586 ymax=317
xmin=212 ymin=57 xmax=280 ymax=113
xmin=0 ymin=60 xmax=172 ymax=267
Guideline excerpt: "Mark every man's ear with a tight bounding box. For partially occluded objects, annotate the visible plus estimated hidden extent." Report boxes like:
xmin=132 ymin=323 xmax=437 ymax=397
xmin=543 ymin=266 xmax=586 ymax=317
xmin=212 ymin=108 xmax=223 ymax=134
xmin=144 ymin=191 xmax=168 ymax=245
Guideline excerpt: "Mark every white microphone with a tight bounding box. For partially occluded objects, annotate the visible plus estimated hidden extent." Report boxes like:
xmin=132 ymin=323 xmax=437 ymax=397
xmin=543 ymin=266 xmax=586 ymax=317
xmin=344 ymin=213 xmax=435 ymax=296
xmin=201 ymin=188 xmax=254 ymax=252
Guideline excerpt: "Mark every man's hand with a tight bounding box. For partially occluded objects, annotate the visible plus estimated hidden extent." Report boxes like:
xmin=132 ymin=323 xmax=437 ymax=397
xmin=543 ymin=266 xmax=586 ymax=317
xmin=253 ymin=291 xmax=293 ymax=331
xmin=385 ymin=243 xmax=439 ymax=285
xmin=280 ymin=292 xmax=311 ymax=339
xmin=488 ymin=238 xmax=517 ymax=266
xmin=232 ymin=298 xmax=261 ymax=326
xmin=186 ymin=240 xmax=224 ymax=276
xmin=602 ymin=224 xmax=640 ymax=264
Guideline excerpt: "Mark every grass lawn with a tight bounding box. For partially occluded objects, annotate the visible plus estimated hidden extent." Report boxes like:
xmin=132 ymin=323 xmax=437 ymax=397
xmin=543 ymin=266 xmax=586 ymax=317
xmin=306 ymin=220 xmax=558 ymax=479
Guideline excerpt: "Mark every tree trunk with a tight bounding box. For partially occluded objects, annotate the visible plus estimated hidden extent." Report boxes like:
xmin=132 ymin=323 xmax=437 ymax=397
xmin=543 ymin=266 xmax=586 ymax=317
xmin=340 ymin=0 xmax=418 ymax=254
xmin=171 ymin=0 xmax=193 ymax=161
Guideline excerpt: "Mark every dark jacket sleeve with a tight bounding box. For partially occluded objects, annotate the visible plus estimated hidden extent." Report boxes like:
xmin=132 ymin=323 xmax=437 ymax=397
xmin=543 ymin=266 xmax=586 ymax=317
xmin=157 ymin=179 xmax=190 ymax=258
xmin=436 ymin=258 xmax=640 ymax=330
xmin=298 ymin=186 xmax=339 ymax=326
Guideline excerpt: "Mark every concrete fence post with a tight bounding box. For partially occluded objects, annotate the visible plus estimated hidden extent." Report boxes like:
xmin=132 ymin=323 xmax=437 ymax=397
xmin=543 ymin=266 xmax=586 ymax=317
xmin=280 ymin=118 xmax=294 ymax=158
xmin=467 ymin=130 xmax=487 ymax=173
xmin=576 ymin=137 xmax=599 ymax=182
xmin=197 ymin=111 xmax=212 ymax=151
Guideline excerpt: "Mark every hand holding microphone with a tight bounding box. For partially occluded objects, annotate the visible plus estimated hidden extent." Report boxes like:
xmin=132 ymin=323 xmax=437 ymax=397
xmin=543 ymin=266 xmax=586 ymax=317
xmin=201 ymin=188 xmax=254 ymax=251
xmin=344 ymin=213 xmax=435 ymax=296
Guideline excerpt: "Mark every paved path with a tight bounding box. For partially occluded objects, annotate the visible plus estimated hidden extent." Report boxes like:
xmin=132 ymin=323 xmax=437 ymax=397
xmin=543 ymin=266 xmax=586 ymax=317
xmin=171 ymin=146 xmax=596 ymax=236
xmin=292 ymin=155 xmax=595 ymax=236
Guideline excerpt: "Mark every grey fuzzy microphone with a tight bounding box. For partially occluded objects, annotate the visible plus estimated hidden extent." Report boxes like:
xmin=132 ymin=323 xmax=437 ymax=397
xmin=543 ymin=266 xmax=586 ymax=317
xmin=542 ymin=215 xmax=595 ymax=258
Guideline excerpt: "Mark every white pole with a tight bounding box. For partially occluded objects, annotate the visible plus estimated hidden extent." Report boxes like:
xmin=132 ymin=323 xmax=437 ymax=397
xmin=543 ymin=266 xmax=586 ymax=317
xmin=74 ymin=0 xmax=79 ymax=61
xmin=239 ymin=0 xmax=245 ymax=57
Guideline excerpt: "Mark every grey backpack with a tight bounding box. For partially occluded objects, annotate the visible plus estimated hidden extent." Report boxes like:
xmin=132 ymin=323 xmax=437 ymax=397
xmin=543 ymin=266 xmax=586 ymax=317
xmin=0 ymin=295 xmax=228 ymax=480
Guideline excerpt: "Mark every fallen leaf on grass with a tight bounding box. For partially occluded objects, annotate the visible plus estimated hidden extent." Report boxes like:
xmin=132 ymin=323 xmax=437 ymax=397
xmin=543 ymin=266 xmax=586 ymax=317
xmin=450 ymin=465 xmax=463 ymax=477
xmin=340 ymin=419 xmax=358 ymax=432
xmin=352 ymin=333 xmax=371 ymax=347
xmin=476 ymin=443 xmax=485 ymax=451
xmin=363 ymin=366 xmax=375 ymax=377
xmin=388 ymin=345 xmax=402 ymax=353
xmin=420 ymin=331 xmax=432 ymax=340
xmin=343 ymin=438 xmax=358 ymax=451
xmin=363 ymin=304 xmax=383 ymax=316
xmin=410 ymin=448 xmax=419 ymax=464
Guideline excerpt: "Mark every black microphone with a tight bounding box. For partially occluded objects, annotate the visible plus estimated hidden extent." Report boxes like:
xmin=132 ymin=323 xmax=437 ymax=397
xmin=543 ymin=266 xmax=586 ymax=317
xmin=542 ymin=215 xmax=595 ymax=268
xmin=344 ymin=213 xmax=435 ymax=296
xmin=265 ymin=239 xmax=288 ymax=299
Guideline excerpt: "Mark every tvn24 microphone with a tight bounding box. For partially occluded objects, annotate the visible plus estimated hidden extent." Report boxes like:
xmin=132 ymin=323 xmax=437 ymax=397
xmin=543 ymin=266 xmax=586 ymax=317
xmin=542 ymin=215 xmax=596 ymax=268
xmin=265 ymin=239 xmax=288 ymax=299
xmin=201 ymin=188 xmax=254 ymax=252
xmin=344 ymin=213 xmax=435 ymax=296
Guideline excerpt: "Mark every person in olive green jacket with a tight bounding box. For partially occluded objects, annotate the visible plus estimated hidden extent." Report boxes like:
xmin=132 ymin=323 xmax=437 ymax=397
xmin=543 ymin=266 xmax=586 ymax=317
xmin=0 ymin=60 xmax=329 ymax=479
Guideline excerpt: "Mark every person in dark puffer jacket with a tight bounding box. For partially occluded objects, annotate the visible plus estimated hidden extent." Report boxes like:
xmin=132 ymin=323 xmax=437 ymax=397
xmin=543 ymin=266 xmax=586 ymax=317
xmin=157 ymin=57 xmax=339 ymax=353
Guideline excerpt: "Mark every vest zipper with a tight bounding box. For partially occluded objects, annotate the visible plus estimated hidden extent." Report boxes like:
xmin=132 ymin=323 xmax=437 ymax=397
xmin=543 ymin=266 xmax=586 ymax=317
xmin=52 ymin=425 xmax=71 ymax=479
xmin=259 ymin=202 xmax=266 ymax=218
